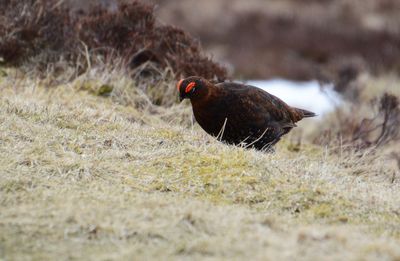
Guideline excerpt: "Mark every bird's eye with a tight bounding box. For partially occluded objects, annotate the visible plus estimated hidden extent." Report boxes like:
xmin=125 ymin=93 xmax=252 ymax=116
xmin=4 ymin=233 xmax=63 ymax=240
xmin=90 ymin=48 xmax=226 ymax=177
xmin=185 ymin=82 xmax=196 ymax=93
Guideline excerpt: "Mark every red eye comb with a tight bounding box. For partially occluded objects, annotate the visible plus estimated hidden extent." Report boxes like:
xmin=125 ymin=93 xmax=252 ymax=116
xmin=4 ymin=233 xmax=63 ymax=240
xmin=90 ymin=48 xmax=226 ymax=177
xmin=185 ymin=82 xmax=196 ymax=93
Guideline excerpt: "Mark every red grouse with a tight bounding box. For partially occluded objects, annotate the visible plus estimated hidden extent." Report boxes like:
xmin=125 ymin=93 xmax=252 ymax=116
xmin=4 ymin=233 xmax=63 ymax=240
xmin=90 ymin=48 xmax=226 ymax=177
xmin=177 ymin=76 xmax=316 ymax=151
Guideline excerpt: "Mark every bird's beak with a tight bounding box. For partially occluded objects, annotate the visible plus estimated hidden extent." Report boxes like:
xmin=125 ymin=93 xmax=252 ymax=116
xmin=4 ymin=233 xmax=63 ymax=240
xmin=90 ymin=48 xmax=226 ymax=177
xmin=179 ymin=94 xmax=185 ymax=102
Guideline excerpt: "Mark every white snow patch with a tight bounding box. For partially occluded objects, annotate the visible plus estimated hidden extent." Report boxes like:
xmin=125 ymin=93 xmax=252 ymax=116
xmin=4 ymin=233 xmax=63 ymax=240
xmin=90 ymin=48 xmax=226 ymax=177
xmin=244 ymin=79 xmax=342 ymax=117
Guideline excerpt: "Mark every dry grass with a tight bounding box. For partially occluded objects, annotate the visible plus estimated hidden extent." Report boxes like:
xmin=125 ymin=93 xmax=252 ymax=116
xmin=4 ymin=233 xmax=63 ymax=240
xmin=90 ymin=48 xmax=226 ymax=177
xmin=1 ymin=67 xmax=400 ymax=260
xmin=311 ymin=73 xmax=400 ymax=152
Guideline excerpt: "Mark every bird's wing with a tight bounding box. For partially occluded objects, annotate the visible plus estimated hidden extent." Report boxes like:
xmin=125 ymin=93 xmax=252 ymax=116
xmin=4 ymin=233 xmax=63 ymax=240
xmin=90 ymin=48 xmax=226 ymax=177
xmin=217 ymin=82 xmax=296 ymax=128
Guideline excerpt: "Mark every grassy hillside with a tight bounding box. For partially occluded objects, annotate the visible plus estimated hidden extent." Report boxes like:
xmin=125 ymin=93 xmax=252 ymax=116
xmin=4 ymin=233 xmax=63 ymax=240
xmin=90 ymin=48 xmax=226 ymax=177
xmin=1 ymin=67 xmax=399 ymax=260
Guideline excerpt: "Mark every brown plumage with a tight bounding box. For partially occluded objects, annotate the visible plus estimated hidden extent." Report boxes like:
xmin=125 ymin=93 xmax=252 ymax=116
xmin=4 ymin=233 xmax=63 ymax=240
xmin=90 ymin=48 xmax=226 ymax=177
xmin=177 ymin=76 xmax=316 ymax=151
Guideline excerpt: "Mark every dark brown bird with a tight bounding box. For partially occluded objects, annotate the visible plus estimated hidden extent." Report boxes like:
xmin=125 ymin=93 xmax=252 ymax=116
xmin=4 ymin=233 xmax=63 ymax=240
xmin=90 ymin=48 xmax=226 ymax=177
xmin=177 ymin=76 xmax=316 ymax=151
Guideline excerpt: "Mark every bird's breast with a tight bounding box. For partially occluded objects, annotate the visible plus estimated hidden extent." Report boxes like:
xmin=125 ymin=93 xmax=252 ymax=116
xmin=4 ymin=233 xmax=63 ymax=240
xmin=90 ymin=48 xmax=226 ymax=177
xmin=191 ymin=100 xmax=230 ymax=137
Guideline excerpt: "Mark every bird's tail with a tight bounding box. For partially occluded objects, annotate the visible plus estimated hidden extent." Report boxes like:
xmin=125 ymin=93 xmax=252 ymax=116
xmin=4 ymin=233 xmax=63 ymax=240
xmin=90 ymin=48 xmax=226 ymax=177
xmin=297 ymin=108 xmax=317 ymax=118
xmin=291 ymin=108 xmax=317 ymax=122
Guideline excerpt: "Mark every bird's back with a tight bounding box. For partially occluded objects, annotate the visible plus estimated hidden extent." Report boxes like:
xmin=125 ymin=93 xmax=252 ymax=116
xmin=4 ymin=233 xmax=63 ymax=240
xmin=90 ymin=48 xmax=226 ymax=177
xmin=216 ymin=82 xmax=308 ymax=124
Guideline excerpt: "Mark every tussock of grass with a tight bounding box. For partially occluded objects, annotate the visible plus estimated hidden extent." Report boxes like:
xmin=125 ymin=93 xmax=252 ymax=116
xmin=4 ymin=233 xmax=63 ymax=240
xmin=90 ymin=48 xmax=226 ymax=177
xmin=310 ymin=73 xmax=400 ymax=154
xmin=1 ymin=69 xmax=400 ymax=260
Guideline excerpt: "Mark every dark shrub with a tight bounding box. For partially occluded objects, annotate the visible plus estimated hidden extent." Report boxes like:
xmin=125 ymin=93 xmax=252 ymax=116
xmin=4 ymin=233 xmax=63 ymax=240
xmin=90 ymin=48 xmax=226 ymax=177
xmin=0 ymin=0 xmax=227 ymax=81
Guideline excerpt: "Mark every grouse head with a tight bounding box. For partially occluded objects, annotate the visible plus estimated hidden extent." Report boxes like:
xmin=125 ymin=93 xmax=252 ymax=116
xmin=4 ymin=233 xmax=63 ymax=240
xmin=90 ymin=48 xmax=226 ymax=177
xmin=177 ymin=76 xmax=210 ymax=102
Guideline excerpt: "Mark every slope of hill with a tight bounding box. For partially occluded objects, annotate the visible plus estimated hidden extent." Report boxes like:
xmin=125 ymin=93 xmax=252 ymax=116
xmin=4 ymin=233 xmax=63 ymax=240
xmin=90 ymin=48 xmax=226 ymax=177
xmin=1 ymin=68 xmax=399 ymax=260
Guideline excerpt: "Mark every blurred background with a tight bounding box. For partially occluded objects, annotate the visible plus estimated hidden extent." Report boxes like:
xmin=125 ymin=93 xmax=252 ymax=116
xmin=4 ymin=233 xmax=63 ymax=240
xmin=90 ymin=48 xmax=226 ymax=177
xmin=65 ymin=0 xmax=400 ymax=83
xmin=153 ymin=0 xmax=400 ymax=83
